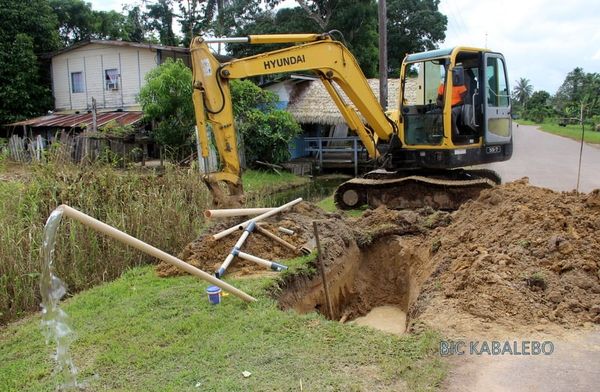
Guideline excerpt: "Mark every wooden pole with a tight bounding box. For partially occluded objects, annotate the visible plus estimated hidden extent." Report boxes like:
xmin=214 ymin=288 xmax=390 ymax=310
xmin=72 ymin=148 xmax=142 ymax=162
xmin=255 ymin=225 xmax=298 ymax=253
xmin=378 ymin=0 xmax=388 ymax=108
xmin=576 ymin=103 xmax=585 ymax=194
xmin=58 ymin=204 xmax=256 ymax=303
xmin=313 ymin=221 xmax=334 ymax=319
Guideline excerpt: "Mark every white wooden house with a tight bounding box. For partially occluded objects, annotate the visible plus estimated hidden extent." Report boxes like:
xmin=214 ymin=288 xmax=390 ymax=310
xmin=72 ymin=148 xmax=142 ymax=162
xmin=50 ymin=40 xmax=189 ymax=112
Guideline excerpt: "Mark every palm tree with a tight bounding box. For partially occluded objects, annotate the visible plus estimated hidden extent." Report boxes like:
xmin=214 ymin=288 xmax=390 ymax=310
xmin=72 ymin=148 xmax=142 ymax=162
xmin=513 ymin=77 xmax=534 ymax=106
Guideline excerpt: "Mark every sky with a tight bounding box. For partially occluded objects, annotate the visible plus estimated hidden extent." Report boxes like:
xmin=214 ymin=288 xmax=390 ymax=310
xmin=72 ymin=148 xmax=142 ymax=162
xmin=90 ymin=0 xmax=600 ymax=94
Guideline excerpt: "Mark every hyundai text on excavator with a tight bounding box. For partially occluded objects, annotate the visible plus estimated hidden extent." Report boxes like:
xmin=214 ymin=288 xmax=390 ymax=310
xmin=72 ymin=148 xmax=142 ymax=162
xmin=190 ymin=32 xmax=512 ymax=209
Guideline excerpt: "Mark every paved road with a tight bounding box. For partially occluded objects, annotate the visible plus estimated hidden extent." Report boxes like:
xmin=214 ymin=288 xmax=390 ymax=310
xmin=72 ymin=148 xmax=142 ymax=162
xmin=444 ymin=331 xmax=600 ymax=392
xmin=481 ymin=124 xmax=600 ymax=192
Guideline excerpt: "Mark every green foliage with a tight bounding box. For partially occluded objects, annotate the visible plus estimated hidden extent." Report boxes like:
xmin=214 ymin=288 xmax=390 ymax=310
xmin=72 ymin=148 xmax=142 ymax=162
xmin=228 ymin=1 xmax=379 ymax=77
xmin=0 ymin=0 xmax=60 ymax=124
xmin=145 ymin=0 xmax=180 ymax=46
xmin=386 ymin=0 xmax=447 ymax=76
xmin=554 ymin=68 xmax=600 ymax=120
xmin=522 ymin=90 xmax=554 ymax=123
xmin=139 ymin=58 xmax=194 ymax=160
xmin=231 ymin=80 xmax=301 ymax=164
xmin=0 ymin=34 xmax=54 ymax=124
xmin=512 ymin=77 xmax=534 ymax=107
xmin=50 ymin=0 xmax=135 ymax=45
xmin=227 ymin=0 xmax=445 ymax=79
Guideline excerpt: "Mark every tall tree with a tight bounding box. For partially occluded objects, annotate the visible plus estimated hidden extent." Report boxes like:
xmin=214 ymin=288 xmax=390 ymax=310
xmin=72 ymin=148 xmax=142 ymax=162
xmin=146 ymin=0 xmax=180 ymax=46
xmin=523 ymin=90 xmax=553 ymax=122
xmin=50 ymin=0 xmax=132 ymax=46
xmin=228 ymin=1 xmax=379 ymax=77
xmin=0 ymin=0 xmax=59 ymax=124
xmin=50 ymin=0 xmax=96 ymax=46
xmin=123 ymin=5 xmax=147 ymax=43
xmin=512 ymin=77 xmax=533 ymax=106
xmin=553 ymin=67 xmax=600 ymax=119
xmin=386 ymin=0 xmax=447 ymax=76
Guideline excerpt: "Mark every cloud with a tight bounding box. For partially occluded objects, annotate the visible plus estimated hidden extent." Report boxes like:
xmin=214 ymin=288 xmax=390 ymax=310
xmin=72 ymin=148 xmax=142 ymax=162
xmin=439 ymin=0 xmax=600 ymax=93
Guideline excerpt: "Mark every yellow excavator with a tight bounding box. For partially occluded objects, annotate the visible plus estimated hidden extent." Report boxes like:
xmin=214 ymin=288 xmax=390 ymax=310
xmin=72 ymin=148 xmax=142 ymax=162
xmin=190 ymin=32 xmax=512 ymax=209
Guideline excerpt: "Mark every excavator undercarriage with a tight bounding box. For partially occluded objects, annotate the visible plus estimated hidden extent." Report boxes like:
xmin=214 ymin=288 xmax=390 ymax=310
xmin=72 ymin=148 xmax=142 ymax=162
xmin=334 ymin=168 xmax=501 ymax=210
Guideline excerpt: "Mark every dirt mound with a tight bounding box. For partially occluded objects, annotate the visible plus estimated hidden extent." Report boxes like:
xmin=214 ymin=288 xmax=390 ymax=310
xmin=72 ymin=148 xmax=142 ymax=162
xmin=412 ymin=179 xmax=600 ymax=332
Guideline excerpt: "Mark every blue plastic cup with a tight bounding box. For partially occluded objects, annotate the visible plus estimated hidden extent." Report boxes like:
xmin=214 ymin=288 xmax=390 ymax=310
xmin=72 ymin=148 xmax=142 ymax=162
xmin=206 ymin=286 xmax=222 ymax=305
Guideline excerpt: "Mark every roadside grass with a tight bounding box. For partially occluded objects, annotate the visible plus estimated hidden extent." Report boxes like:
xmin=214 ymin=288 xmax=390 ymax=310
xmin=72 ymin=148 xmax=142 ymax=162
xmin=0 ymin=266 xmax=446 ymax=391
xmin=318 ymin=195 xmax=367 ymax=218
xmin=0 ymin=162 xmax=307 ymax=324
xmin=517 ymin=120 xmax=600 ymax=144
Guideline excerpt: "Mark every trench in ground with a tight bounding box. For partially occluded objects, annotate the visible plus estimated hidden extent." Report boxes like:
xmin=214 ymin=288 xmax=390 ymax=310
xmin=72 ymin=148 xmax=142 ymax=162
xmin=277 ymin=236 xmax=429 ymax=335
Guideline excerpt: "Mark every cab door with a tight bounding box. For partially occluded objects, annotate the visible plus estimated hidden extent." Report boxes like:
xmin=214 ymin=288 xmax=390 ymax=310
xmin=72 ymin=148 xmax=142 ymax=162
xmin=483 ymin=53 xmax=512 ymax=144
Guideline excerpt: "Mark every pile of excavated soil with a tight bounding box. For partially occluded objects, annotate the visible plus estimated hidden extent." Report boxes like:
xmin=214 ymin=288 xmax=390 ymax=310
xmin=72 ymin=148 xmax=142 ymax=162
xmin=412 ymin=179 xmax=600 ymax=333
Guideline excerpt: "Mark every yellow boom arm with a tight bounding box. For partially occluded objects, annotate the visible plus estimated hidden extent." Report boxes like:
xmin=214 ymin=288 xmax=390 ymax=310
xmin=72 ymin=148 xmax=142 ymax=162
xmin=190 ymin=33 xmax=396 ymax=207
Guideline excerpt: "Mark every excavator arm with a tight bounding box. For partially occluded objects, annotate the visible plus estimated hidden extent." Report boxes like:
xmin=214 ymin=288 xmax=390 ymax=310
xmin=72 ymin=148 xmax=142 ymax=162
xmin=190 ymin=33 xmax=397 ymax=207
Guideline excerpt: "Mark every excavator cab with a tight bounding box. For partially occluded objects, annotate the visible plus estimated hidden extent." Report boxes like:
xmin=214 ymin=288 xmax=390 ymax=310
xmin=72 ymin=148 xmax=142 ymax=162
xmin=398 ymin=47 xmax=512 ymax=169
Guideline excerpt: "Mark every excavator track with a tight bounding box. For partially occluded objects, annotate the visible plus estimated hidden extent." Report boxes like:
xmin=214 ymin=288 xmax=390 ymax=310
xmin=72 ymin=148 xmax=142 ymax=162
xmin=334 ymin=169 xmax=501 ymax=210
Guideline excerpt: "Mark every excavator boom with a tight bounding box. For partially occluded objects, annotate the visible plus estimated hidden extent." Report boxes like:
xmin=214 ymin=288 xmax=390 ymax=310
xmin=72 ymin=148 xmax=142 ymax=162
xmin=190 ymin=33 xmax=397 ymax=206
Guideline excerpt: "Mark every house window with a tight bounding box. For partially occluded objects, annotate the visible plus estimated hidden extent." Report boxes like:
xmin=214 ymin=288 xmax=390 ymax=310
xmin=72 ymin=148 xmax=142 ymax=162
xmin=71 ymin=72 xmax=84 ymax=93
xmin=105 ymin=68 xmax=119 ymax=90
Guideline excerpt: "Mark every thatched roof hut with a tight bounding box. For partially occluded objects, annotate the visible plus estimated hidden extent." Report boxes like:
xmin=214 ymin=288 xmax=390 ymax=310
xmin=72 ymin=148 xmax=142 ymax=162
xmin=286 ymin=78 xmax=416 ymax=126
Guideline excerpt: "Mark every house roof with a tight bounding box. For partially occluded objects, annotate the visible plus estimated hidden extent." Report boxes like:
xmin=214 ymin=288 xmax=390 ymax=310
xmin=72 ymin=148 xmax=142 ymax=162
xmin=286 ymin=79 xmax=404 ymax=126
xmin=7 ymin=111 xmax=143 ymax=129
xmin=48 ymin=40 xmax=189 ymax=58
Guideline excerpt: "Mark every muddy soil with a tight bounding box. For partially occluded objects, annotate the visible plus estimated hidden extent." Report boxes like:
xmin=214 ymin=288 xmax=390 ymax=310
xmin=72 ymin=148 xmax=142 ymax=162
xmin=158 ymin=179 xmax=600 ymax=336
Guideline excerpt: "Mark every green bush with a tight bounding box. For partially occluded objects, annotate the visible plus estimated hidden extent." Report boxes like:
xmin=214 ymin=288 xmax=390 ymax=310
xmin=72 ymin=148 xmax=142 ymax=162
xmin=231 ymin=80 xmax=301 ymax=165
xmin=139 ymin=58 xmax=195 ymax=161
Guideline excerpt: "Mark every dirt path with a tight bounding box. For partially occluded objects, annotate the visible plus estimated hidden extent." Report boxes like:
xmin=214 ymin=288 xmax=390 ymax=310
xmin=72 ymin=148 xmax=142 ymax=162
xmin=443 ymin=330 xmax=600 ymax=392
xmin=482 ymin=124 xmax=600 ymax=192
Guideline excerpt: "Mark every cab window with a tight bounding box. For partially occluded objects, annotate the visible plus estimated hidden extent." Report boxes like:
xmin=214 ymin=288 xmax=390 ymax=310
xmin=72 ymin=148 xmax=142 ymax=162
xmin=486 ymin=57 xmax=509 ymax=107
xmin=401 ymin=60 xmax=446 ymax=146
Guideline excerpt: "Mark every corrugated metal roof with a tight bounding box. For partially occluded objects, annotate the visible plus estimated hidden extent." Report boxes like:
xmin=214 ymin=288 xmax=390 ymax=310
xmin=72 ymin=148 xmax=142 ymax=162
xmin=7 ymin=111 xmax=143 ymax=128
xmin=47 ymin=40 xmax=189 ymax=58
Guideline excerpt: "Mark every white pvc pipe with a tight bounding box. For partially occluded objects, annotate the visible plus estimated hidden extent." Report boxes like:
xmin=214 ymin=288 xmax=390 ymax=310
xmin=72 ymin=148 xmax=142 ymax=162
xmin=204 ymin=207 xmax=275 ymax=219
xmin=213 ymin=198 xmax=303 ymax=240
xmin=215 ymin=221 xmax=255 ymax=278
xmin=58 ymin=204 xmax=256 ymax=303
xmin=278 ymin=227 xmax=295 ymax=235
xmin=237 ymin=251 xmax=288 ymax=271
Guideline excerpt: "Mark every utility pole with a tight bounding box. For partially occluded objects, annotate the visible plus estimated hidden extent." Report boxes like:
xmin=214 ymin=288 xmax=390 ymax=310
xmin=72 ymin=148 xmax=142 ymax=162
xmin=378 ymin=0 xmax=388 ymax=108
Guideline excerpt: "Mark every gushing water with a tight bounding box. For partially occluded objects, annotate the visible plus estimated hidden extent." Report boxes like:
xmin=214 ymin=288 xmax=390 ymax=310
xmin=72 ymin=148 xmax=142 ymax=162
xmin=40 ymin=207 xmax=79 ymax=390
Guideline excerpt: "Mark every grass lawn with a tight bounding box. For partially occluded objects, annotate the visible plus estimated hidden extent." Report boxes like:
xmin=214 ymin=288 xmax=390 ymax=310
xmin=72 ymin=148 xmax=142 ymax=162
xmin=517 ymin=120 xmax=600 ymax=144
xmin=0 ymin=264 xmax=445 ymax=391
